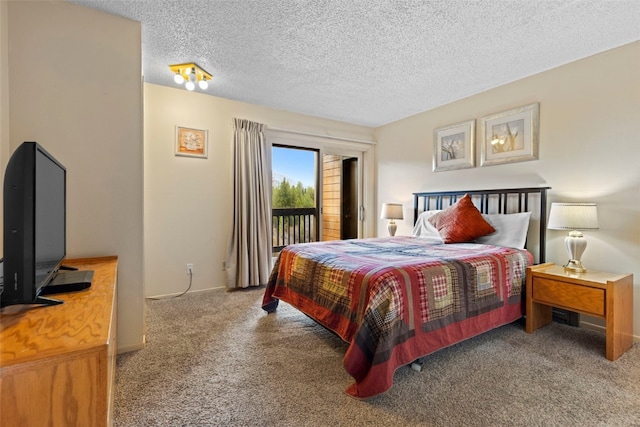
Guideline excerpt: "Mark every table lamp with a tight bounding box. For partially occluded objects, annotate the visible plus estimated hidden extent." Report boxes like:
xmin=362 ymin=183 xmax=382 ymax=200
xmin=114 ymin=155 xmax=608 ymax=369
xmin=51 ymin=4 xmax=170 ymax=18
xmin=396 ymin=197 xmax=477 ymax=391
xmin=380 ymin=203 xmax=403 ymax=236
xmin=547 ymin=202 xmax=599 ymax=273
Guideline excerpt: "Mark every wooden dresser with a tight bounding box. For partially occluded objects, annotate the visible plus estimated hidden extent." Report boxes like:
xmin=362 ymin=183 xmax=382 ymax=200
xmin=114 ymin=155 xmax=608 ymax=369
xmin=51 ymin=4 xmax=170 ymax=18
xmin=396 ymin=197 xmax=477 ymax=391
xmin=1 ymin=256 xmax=118 ymax=427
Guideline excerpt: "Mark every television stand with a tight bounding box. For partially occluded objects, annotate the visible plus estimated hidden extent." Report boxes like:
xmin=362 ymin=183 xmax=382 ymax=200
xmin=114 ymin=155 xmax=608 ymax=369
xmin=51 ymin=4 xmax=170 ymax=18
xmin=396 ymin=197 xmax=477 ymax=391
xmin=40 ymin=269 xmax=94 ymax=295
xmin=1 ymin=256 xmax=118 ymax=426
xmin=31 ymin=296 xmax=64 ymax=306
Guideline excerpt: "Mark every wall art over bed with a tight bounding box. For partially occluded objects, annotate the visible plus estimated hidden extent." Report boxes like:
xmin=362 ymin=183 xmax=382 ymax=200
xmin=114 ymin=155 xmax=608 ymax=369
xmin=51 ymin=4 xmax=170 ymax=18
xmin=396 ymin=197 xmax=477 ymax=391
xmin=480 ymin=102 xmax=539 ymax=167
xmin=432 ymin=119 xmax=475 ymax=172
xmin=175 ymin=126 xmax=208 ymax=158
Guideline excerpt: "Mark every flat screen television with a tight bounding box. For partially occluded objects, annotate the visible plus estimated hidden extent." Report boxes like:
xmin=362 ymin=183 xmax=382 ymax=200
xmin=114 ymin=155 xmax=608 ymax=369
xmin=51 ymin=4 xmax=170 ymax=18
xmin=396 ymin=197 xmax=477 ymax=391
xmin=1 ymin=142 xmax=92 ymax=308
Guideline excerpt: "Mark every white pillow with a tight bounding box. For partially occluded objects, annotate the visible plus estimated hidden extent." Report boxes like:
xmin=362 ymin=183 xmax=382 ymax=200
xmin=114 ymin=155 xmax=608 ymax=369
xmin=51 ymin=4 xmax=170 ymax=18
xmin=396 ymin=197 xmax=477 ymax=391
xmin=412 ymin=210 xmax=444 ymax=243
xmin=474 ymin=212 xmax=532 ymax=249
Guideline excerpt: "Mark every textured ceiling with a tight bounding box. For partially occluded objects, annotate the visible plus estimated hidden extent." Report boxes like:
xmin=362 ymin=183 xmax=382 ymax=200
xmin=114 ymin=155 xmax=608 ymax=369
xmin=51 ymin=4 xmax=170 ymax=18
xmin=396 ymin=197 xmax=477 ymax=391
xmin=68 ymin=0 xmax=640 ymax=127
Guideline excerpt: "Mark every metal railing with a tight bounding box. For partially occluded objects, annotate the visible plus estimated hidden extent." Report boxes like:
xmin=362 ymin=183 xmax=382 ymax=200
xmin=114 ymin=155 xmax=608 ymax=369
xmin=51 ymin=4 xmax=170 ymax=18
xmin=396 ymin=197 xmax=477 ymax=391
xmin=272 ymin=207 xmax=317 ymax=252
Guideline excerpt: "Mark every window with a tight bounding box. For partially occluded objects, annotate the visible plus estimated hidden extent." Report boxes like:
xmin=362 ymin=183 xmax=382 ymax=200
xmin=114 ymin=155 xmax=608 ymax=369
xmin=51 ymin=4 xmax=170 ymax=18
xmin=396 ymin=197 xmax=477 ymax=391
xmin=272 ymin=146 xmax=318 ymax=252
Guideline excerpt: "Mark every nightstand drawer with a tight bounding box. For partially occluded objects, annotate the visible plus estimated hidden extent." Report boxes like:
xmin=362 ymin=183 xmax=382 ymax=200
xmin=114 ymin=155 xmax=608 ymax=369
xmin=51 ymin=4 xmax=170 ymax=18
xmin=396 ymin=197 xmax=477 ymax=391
xmin=532 ymin=278 xmax=605 ymax=316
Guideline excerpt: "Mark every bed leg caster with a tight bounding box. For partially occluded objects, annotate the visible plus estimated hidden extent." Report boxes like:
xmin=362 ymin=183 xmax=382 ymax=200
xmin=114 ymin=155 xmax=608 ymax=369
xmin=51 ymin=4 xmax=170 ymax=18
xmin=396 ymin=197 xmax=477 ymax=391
xmin=410 ymin=359 xmax=423 ymax=372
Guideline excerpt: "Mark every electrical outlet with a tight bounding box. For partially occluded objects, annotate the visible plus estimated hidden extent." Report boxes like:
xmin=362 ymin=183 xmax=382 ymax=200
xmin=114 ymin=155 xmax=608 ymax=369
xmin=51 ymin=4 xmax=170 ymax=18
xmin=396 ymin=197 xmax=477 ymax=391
xmin=222 ymin=261 xmax=226 ymax=271
xmin=186 ymin=263 xmax=194 ymax=275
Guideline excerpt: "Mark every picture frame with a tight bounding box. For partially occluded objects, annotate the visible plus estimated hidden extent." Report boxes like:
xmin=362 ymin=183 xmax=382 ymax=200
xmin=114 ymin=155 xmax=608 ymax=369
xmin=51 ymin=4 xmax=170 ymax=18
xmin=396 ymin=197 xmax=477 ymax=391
xmin=433 ymin=119 xmax=475 ymax=172
xmin=480 ymin=103 xmax=539 ymax=167
xmin=175 ymin=126 xmax=208 ymax=158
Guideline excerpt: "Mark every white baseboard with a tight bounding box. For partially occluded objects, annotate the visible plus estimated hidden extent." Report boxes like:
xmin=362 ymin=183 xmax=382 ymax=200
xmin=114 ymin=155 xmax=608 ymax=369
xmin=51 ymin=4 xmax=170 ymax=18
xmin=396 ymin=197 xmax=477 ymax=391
xmin=580 ymin=320 xmax=640 ymax=343
xmin=117 ymin=341 xmax=145 ymax=354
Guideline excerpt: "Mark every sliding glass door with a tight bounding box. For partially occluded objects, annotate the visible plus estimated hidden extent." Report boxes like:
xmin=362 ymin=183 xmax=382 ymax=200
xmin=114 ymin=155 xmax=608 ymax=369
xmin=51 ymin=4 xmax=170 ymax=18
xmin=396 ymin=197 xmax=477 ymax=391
xmin=271 ymin=145 xmax=319 ymax=252
xmin=268 ymin=129 xmax=374 ymax=253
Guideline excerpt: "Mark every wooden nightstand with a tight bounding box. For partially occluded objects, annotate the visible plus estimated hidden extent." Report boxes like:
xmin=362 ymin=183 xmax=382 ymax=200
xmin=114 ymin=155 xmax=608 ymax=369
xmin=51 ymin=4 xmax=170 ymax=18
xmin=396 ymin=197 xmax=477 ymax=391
xmin=526 ymin=262 xmax=634 ymax=361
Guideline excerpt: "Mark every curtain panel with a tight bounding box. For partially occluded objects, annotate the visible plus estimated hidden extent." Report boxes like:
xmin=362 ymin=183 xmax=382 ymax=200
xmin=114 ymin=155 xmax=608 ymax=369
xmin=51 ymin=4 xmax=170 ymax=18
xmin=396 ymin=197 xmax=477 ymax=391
xmin=226 ymin=118 xmax=273 ymax=288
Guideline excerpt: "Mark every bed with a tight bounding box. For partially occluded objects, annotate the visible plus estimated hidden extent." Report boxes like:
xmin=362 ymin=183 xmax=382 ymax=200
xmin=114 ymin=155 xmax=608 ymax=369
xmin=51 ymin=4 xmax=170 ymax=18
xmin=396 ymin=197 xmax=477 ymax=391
xmin=262 ymin=187 xmax=550 ymax=399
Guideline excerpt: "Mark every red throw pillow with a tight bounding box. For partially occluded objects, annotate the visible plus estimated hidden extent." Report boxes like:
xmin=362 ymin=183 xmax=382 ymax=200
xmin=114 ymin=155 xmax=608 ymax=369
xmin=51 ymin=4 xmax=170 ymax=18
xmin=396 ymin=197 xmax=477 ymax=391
xmin=427 ymin=194 xmax=496 ymax=243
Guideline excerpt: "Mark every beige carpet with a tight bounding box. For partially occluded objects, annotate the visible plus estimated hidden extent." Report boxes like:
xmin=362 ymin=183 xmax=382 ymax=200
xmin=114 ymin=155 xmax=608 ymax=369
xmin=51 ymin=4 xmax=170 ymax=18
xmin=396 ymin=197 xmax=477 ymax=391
xmin=114 ymin=287 xmax=640 ymax=427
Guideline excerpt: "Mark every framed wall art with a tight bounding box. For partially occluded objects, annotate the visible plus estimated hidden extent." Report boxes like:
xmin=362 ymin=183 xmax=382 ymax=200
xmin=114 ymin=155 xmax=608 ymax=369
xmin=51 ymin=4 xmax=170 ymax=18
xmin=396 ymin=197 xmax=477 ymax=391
xmin=175 ymin=126 xmax=208 ymax=158
xmin=432 ymin=119 xmax=475 ymax=172
xmin=480 ymin=103 xmax=539 ymax=167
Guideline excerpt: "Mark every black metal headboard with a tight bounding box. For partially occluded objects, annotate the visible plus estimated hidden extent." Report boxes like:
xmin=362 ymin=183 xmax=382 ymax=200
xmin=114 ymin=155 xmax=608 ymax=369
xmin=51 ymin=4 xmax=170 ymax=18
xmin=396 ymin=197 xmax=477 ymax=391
xmin=412 ymin=187 xmax=551 ymax=263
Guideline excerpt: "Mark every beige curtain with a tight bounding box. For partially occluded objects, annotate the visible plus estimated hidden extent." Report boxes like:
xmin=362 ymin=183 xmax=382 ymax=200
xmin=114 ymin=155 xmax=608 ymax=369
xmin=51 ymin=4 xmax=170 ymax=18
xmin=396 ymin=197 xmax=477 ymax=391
xmin=226 ymin=118 xmax=273 ymax=289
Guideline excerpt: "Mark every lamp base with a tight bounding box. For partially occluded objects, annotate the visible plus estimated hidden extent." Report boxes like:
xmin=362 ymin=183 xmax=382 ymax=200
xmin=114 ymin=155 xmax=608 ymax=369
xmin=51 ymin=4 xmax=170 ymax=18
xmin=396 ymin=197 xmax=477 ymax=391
xmin=387 ymin=220 xmax=397 ymax=237
xmin=563 ymin=259 xmax=586 ymax=273
xmin=563 ymin=231 xmax=588 ymax=273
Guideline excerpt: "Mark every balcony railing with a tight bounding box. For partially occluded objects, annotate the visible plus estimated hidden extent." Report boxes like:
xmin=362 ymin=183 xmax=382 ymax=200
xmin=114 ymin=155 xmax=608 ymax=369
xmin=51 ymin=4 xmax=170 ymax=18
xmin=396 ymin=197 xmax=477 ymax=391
xmin=272 ymin=207 xmax=317 ymax=253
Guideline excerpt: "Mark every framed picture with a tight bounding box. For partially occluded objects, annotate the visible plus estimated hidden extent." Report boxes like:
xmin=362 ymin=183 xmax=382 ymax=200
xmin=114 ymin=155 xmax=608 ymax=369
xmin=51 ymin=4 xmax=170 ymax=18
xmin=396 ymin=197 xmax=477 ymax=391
xmin=433 ymin=119 xmax=475 ymax=172
xmin=175 ymin=126 xmax=208 ymax=158
xmin=480 ymin=103 xmax=539 ymax=167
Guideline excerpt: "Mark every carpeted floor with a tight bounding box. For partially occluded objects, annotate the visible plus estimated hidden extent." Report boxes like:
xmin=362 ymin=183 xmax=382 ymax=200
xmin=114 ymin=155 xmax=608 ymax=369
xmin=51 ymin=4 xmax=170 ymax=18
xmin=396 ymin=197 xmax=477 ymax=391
xmin=114 ymin=287 xmax=640 ymax=427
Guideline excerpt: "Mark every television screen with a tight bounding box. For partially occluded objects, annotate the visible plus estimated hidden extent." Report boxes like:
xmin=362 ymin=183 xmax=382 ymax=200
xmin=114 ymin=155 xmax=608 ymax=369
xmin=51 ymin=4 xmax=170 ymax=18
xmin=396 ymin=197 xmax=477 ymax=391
xmin=34 ymin=147 xmax=66 ymax=291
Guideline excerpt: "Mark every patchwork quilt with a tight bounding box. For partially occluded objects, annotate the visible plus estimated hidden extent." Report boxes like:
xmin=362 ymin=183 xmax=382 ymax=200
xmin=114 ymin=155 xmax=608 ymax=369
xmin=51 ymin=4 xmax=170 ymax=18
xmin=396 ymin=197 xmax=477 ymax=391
xmin=262 ymin=236 xmax=532 ymax=398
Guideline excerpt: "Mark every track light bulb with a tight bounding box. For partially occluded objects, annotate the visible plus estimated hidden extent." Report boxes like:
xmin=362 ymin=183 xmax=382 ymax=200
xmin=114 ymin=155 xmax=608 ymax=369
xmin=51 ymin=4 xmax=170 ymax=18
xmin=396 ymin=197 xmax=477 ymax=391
xmin=174 ymin=72 xmax=185 ymax=84
xmin=198 ymin=79 xmax=209 ymax=90
xmin=185 ymin=81 xmax=195 ymax=91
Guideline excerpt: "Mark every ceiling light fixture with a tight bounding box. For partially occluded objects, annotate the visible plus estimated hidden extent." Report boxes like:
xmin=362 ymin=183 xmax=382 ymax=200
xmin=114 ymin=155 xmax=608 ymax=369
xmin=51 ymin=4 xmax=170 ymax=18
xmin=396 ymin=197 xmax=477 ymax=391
xmin=169 ymin=62 xmax=212 ymax=91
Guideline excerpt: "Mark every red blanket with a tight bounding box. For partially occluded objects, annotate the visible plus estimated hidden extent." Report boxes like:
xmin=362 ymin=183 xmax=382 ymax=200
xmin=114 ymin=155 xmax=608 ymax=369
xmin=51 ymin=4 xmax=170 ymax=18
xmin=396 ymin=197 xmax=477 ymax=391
xmin=262 ymin=236 xmax=532 ymax=398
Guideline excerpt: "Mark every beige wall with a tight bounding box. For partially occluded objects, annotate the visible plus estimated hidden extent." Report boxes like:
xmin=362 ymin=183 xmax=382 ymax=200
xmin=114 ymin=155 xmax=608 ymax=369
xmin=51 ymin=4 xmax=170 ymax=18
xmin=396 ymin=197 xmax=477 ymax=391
xmin=144 ymin=83 xmax=373 ymax=297
xmin=5 ymin=1 xmax=144 ymax=352
xmin=0 ymin=1 xmax=8 ymax=241
xmin=375 ymin=42 xmax=640 ymax=339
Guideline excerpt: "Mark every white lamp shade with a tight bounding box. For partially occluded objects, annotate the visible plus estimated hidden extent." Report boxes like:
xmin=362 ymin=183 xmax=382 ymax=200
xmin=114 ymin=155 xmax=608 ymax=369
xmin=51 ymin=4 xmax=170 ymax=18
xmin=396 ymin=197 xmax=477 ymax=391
xmin=380 ymin=203 xmax=404 ymax=220
xmin=547 ymin=203 xmax=598 ymax=230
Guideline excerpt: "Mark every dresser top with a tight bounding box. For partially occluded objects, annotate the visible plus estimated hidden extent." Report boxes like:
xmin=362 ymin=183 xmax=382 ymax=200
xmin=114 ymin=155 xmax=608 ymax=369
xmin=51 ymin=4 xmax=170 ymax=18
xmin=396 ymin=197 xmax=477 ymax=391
xmin=1 ymin=256 xmax=117 ymax=366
